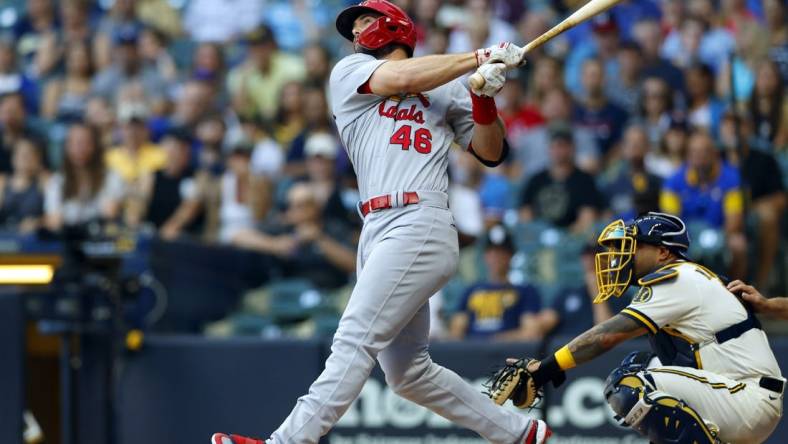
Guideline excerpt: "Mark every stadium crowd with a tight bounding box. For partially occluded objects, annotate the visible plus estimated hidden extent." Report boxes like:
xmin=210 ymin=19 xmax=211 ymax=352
xmin=0 ymin=0 xmax=785 ymax=339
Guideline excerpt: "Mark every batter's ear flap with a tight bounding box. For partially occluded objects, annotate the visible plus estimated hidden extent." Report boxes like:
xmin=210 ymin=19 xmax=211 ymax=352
xmin=468 ymin=138 xmax=509 ymax=168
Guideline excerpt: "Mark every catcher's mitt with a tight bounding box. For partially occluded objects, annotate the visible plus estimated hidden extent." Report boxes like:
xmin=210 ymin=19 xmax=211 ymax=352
xmin=484 ymin=358 xmax=542 ymax=409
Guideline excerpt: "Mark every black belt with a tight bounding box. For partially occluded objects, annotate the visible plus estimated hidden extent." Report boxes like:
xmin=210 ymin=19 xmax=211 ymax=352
xmin=759 ymin=376 xmax=785 ymax=394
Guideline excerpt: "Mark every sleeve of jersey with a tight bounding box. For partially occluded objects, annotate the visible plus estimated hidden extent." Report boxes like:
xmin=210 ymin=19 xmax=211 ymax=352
xmin=445 ymin=80 xmax=475 ymax=150
xmin=620 ymin=285 xmax=686 ymax=334
xmin=328 ymin=53 xmax=387 ymax=132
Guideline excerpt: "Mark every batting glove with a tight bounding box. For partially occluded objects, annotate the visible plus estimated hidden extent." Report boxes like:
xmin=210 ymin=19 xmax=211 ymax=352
xmin=471 ymin=62 xmax=506 ymax=97
xmin=475 ymin=42 xmax=525 ymax=69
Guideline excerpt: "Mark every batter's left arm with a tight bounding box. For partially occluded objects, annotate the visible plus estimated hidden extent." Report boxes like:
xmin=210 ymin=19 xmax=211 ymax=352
xmin=469 ymin=117 xmax=506 ymax=165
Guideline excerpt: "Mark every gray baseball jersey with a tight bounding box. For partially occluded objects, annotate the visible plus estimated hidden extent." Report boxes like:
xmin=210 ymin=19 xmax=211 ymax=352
xmin=268 ymin=53 xmax=538 ymax=444
xmin=329 ymin=53 xmax=474 ymax=200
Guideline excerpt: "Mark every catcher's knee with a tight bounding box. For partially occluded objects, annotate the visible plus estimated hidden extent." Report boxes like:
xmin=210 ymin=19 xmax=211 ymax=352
xmin=604 ymin=369 xmax=717 ymax=444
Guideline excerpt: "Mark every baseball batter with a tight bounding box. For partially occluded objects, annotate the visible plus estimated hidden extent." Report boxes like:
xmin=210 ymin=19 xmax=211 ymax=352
xmin=492 ymin=212 xmax=784 ymax=444
xmin=213 ymin=1 xmax=550 ymax=443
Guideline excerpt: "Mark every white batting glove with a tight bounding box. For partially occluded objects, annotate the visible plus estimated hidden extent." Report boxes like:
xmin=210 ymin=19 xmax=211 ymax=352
xmin=475 ymin=42 xmax=525 ymax=69
xmin=471 ymin=62 xmax=506 ymax=97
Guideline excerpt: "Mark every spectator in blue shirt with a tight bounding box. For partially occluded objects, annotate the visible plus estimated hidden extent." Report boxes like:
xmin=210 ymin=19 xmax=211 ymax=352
xmin=449 ymin=226 xmax=542 ymax=341
xmin=660 ymin=130 xmax=747 ymax=279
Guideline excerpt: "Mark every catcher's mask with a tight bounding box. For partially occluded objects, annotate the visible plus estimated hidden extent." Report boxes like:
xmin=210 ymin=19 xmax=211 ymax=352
xmin=594 ymin=219 xmax=636 ymax=304
xmin=593 ymin=212 xmax=690 ymax=304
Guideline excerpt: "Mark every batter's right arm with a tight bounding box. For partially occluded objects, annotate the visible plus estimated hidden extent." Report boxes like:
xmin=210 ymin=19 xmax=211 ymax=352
xmin=368 ymin=53 xmax=478 ymax=96
xmin=367 ymin=42 xmax=523 ymax=96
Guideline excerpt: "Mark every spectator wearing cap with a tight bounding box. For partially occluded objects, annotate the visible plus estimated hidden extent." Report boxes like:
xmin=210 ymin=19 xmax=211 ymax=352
xmin=227 ymin=26 xmax=306 ymax=121
xmin=512 ymin=89 xmax=600 ymax=181
xmin=720 ymin=113 xmax=785 ymax=288
xmin=533 ymin=244 xmax=630 ymax=338
xmin=94 ymin=0 xmax=142 ymax=69
xmin=599 ymin=124 xmax=662 ymax=221
xmin=518 ymin=121 xmax=606 ymax=233
xmin=126 ymin=127 xmax=207 ymax=240
xmin=284 ymin=87 xmax=336 ymax=175
xmin=0 ymin=137 xmax=47 ymax=232
xmin=449 ymin=225 xmax=542 ymax=341
xmin=0 ymin=92 xmax=45 ymax=174
xmin=299 ymin=131 xmax=358 ymax=230
xmin=573 ymin=58 xmax=629 ymax=156
xmin=44 ymin=123 xmax=124 ymax=230
xmin=660 ymin=130 xmax=747 ymax=279
xmin=105 ymin=102 xmax=165 ymax=184
xmin=40 ymin=40 xmax=94 ymax=122
xmin=90 ymin=24 xmax=169 ymax=105
xmin=564 ymin=12 xmax=621 ymax=99
xmin=183 ymin=0 xmax=264 ymax=43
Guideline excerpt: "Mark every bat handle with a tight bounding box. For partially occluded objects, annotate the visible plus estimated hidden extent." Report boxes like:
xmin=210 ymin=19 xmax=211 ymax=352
xmin=469 ymin=47 xmax=526 ymax=91
xmin=469 ymin=72 xmax=485 ymax=90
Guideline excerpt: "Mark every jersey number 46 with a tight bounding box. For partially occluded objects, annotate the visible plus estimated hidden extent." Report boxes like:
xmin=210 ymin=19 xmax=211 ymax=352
xmin=390 ymin=125 xmax=432 ymax=154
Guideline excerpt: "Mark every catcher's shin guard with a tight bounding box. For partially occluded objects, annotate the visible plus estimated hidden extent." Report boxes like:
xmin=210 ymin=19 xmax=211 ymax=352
xmin=604 ymin=371 xmax=718 ymax=444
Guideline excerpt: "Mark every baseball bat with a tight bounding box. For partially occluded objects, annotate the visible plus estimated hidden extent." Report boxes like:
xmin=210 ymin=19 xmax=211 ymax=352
xmin=469 ymin=0 xmax=622 ymax=90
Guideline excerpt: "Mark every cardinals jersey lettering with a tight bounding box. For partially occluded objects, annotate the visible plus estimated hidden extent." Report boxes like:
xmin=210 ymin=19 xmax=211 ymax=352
xmin=329 ymin=53 xmax=474 ymax=200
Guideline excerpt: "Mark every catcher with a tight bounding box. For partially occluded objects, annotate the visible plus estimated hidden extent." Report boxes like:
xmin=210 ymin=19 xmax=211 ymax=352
xmin=488 ymin=212 xmax=784 ymax=443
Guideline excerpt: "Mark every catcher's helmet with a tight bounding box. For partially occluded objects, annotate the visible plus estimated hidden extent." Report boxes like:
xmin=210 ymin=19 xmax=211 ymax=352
xmin=336 ymin=0 xmax=417 ymax=55
xmin=594 ymin=212 xmax=690 ymax=303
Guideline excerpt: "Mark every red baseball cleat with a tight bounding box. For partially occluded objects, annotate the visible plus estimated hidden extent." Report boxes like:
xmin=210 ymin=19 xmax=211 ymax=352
xmin=523 ymin=419 xmax=552 ymax=444
xmin=211 ymin=433 xmax=267 ymax=444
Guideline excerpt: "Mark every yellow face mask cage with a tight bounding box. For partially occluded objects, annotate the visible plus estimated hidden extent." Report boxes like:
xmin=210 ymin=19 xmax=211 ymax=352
xmin=594 ymin=219 xmax=637 ymax=304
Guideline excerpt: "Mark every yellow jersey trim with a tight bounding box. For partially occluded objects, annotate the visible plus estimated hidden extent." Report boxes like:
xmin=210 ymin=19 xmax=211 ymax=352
xmin=621 ymin=308 xmax=658 ymax=334
xmin=662 ymin=327 xmax=704 ymax=369
xmin=649 ymin=368 xmax=746 ymax=394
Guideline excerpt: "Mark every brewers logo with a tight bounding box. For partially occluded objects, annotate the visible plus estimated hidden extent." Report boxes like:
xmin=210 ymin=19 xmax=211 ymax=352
xmin=632 ymin=286 xmax=653 ymax=304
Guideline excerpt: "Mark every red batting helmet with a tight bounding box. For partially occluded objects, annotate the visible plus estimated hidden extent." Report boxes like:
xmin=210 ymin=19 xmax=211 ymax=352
xmin=335 ymin=0 xmax=416 ymax=55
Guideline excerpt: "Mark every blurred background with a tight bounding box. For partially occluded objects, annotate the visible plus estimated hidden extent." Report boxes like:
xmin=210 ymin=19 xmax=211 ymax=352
xmin=0 ymin=0 xmax=785 ymax=442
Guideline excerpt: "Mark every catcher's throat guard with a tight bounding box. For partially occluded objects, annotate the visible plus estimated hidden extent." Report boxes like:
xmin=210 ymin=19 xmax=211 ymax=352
xmin=594 ymin=219 xmax=636 ymax=304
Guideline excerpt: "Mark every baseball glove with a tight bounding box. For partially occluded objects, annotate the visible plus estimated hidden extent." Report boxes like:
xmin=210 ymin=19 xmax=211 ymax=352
xmin=484 ymin=358 xmax=542 ymax=409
